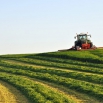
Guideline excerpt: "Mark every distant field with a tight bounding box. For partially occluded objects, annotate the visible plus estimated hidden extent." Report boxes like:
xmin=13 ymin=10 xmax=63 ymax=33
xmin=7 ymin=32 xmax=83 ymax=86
xmin=0 ymin=49 xmax=103 ymax=103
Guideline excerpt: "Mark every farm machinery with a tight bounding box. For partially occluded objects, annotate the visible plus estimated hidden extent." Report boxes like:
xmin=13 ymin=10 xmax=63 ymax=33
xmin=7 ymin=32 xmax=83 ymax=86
xmin=58 ymin=32 xmax=102 ymax=51
xmin=70 ymin=32 xmax=96 ymax=50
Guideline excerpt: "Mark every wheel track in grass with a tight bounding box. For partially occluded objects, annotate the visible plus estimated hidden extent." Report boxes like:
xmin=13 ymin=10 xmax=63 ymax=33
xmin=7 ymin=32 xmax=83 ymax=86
xmin=1 ymin=59 xmax=103 ymax=86
xmin=22 ymin=76 xmax=78 ymax=103
xmin=0 ymin=72 xmax=74 ymax=103
xmin=2 ymin=66 xmax=103 ymax=90
xmin=3 ymin=57 xmax=103 ymax=69
xmin=0 ymin=50 xmax=103 ymax=103
xmin=2 ymin=59 xmax=103 ymax=76
xmin=0 ymin=81 xmax=30 ymax=103
xmin=0 ymin=72 xmax=102 ymax=103
xmin=0 ymin=65 xmax=103 ymax=103
xmin=1 ymin=59 xmax=102 ymax=74
xmin=33 ymin=51 xmax=103 ymax=64
xmin=89 ymin=50 xmax=103 ymax=58
xmin=27 ymin=77 xmax=103 ymax=103
xmin=23 ymin=55 xmax=103 ymax=69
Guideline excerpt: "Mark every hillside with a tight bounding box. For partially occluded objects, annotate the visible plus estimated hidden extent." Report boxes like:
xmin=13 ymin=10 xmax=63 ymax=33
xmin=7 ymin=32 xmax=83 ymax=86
xmin=0 ymin=49 xmax=103 ymax=103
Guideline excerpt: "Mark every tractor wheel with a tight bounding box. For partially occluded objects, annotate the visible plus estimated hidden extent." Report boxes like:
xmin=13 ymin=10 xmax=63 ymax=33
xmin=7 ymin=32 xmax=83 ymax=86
xmin=75 ymin=46 xmax=81 ymax=50
xmin=75 ymin=42 xmax=82 ymax=48
xmin=90 ymin=43 xmax=93 ymax=48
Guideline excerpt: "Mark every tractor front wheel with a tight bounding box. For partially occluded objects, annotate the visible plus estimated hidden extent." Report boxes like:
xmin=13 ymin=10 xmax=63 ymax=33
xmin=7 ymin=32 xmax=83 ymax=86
xmin=90 ymin=43 xmax=93 ymax=48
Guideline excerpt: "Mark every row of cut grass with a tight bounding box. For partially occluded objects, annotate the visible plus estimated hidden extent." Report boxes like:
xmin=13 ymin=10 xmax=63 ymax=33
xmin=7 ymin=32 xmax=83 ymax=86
xmin=1 ymin=49 xmax=103 ymax=64
xmin=0 ymin=72 xmax=72 ymax=103
xmin=24 ymin=55 xmax=103 ymax=69
xmin=89 ymin=49 xmax=103 ymax=57
xmin=4 ymin=58 xmax=103 ymax=75
xmin=33 ymin=50 xmax=103 ymax=63
xmin=0 ymin=60 xmax=103 ymax=85
xmin=0 ymin=49 xmax=103 ymax=103
xmin=0 ymin=80 xmax=29 ymax=103
xmin=0 ymin=66 xmax=103 ymax=101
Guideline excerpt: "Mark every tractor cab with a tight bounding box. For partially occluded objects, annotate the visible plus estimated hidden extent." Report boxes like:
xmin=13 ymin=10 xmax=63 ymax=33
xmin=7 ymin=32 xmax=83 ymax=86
xmin=75 ymin=33 xmax=91 ymax=41
xmin=77 ymin=34 xmax=87 ymax=40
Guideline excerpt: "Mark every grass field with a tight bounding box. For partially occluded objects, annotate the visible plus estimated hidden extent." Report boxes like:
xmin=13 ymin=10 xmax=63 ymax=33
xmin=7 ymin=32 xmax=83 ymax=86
xmin=0 ymin=49 xmax=103 ymax=103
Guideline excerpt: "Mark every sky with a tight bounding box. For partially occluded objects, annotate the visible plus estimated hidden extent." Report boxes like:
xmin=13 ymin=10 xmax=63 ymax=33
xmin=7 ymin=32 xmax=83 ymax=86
xmin=0 ymin=0 xmax=103 ymax=54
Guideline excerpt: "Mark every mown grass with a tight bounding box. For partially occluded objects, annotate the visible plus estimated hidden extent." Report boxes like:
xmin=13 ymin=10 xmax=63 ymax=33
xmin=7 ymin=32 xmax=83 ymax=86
xmin=0 ymin=80 xmax=29 ymax=103
xmin=0 ymin=61 xmax=103 ymax=85
xmin=0 ymin=49 xmax=103 ymax=103
xmin=0 ymin=72 xmax=73 ymax=103
xmin=0 ymin=63 xmax=103 ymax=101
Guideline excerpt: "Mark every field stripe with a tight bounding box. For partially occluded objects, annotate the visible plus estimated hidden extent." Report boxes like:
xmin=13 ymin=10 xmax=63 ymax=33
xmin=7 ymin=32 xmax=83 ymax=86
xmin=0 ymin=72 xmax=73 ymax=103
xmin=24 ymin=55 xmax=103 ymax=68
xmin=0 ymin=67 xmax=103 ymax=101
xmin=0 ymin=50 xmax=103 ymax=103
xmin=2 ymin=58 xmax=103 ymax=75
xmin=0 ymin=81 xmax=29 ymax=103
xmin=3 ymin=59 xmax=103 ymax=78
xmin=1 ymin=60 xmax=103 ymax=85
xmin=27 ymin=77 xmax=102 ymax=103
xmin=0 ymin=72 xmax=102 ymax=103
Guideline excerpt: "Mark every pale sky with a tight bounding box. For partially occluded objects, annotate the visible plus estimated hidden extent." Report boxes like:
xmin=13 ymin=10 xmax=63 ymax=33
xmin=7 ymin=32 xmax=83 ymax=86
xmin=0 ymin=0 xmax=103 ymax=54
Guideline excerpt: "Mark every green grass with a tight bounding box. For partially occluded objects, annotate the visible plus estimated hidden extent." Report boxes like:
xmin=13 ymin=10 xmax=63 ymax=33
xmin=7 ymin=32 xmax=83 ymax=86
xmin=0 ymin=72 xmax=73 ymax=103
xmin=0 ymin=49 xmax=103 ymax=103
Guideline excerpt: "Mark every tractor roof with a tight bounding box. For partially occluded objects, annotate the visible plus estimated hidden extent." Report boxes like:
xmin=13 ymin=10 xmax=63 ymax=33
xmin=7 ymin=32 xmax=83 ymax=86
xmin=77 ymin=32 xmax=88 ymax=36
